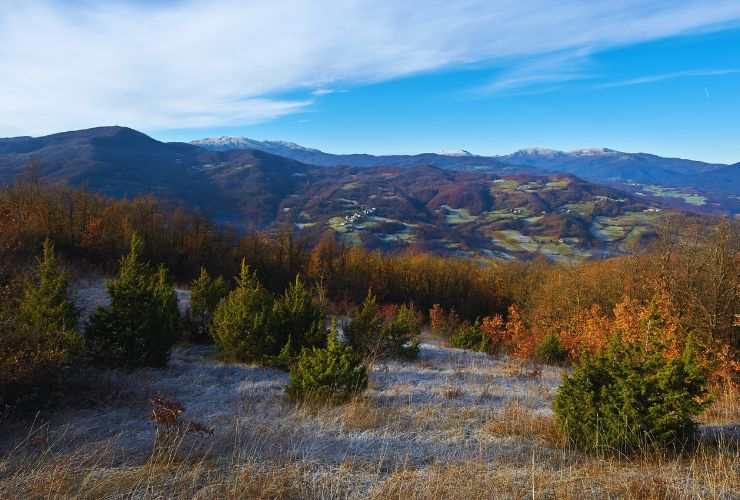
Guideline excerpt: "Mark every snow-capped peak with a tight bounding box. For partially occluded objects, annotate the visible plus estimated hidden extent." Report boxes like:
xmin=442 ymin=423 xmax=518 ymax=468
xmin=511 ymin=147 xmax=561 ymax=157
xmin=569 ymin=147 xmax=617 ymax=156
xmin=191 ymin=136 xmax=260 ymax=148
xmin=264 ymin=140 xmax=321 ymax=153
xmin=191 ymin=136 xmax=322 ymax=154
xmin=437 ymin=149 xmax=474 ymax=157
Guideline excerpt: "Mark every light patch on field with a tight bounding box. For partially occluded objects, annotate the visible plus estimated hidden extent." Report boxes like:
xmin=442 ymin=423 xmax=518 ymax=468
xmin=439 ymin=205 xmax=478 ymax=225
xmin=562 ymin=201 xmax=596 ymax=217
xmin=377 ymin=228 xmax=416 ymax=243
xmin=328 ymin=216 xmax=349 ymax=232
xmin=335 ymin=197 xmax=359 ymax=206
xmin=544 ymin=178 xmax=570 ymax=190
xmin=490 ymin=179 xmax=519 ymax=192
xmin=590 ymin=211 xmax=661 ymax=245
xmin=491 ymin=230 xmax=539 ymax=253
xmin=518 ymin=182 xmax=544 ymax=193
xmin=484 ymin=210 xmax=516 ymax=222
xmin=591 ymin=222 xmax=627 ymax=241
xmin=643 ymin=185 xmax=707 ymax=206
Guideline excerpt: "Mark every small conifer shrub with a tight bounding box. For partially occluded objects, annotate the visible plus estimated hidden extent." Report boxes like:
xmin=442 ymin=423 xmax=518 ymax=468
xmin=1 ymin=239 xmax=81 ymax=407
xmin=271 ymin=275 xmax=327 ymax=359
xmin=535 ymin=334 xmax=568 ymax=365
xmin=286 ymin=320 xmax=367 ymax=404
xmin=554 ymin=338 xmax=710 ymax=454
xmin=344 ymin=291 xmax=420 ymax=360
xmin=379 ymin=304 xmax=421 ymax=360
xmin=449 ymin=320 xmax=490 ymax=352
xmin=86 ymin=234 xmax=180 ymax=368
xmin=211 ymin=260 xmax=274 ymax=362
xmin=186 ymin=267 xmax=229 ymax=343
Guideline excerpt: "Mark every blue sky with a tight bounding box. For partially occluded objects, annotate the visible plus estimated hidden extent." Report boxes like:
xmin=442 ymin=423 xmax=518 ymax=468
xmin=2 ymin=1 xmax=740 ymax=163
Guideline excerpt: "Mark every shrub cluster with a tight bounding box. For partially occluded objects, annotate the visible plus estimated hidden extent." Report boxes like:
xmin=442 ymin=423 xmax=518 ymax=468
xmin=344 ymin=292 xmax=420 ymax=360
xmin=211 ymin=262 xmax=327 ymax=367
xmin=449 ymin=320 xmax=489 ymax=352
xmin=554 ymin=338 xmax=710 ymax=454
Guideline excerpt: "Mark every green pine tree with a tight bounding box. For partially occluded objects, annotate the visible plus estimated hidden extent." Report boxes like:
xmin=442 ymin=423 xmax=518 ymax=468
xmin=187 ymin=267 xmax=229 ymax=343
xmin=343 ymin=290 xmax=383 ymax=357
xmin=85 ymin=234 xmax=180 ymax=368
xmin=17 ymin=239 xmax=80 ymax=347
xmin=1 ymin=239 xmax=81 ymax=407
xmin=286 ymin=318 xmax=368 ymax=404
xmin=211 ymin=260 xmax=273 ymax=362
xmin=271 ymin=275 xmax=327 ymax=360
xmin=344 ymin=291 xmax=421 ymax=360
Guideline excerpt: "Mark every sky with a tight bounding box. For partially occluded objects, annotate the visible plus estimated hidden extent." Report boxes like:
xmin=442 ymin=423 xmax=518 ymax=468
xmin=2 ymin=1 xmax=740 ymax=163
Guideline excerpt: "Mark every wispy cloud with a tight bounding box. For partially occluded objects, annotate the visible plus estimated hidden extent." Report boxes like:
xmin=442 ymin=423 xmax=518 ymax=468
xmin=596 ymin=68 xmax=740 ymax=88
xmin=311 ymin=88 xmax=347 ymax=96
xmin=2 ymin=1 xmax=740 ymax=135
xmin=478 ymin=49 xmax=597 ymax=94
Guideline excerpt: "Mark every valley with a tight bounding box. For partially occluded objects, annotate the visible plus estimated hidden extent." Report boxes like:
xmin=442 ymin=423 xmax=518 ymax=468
xmin=0 ymin=126 xmax=699 ymax=261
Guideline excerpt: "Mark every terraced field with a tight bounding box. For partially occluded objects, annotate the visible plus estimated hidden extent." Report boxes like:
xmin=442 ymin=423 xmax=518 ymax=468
xmin=279 ymin=168 xmax=665 ymax=261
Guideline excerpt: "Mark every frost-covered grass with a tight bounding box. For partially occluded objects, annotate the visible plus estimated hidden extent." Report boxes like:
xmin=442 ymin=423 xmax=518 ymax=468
xmin=0 ymin=284 xmax=737 ymax=498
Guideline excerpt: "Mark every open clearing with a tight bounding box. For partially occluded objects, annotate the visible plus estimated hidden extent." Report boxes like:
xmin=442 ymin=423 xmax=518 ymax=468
xmin=1 ymin=284 xmax=737 ymax=499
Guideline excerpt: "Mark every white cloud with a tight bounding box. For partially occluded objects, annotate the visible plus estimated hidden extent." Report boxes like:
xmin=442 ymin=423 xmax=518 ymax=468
xmin=311 ymin=88 xmax=341 ymax=96
xmin=2 ymin=0 xmax=740 ymax=135
xmin=596 ymin=69 xmax=740 ymax=88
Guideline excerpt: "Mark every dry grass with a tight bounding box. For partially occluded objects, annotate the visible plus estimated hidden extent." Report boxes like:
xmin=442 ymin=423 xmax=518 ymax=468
xmin=1 ymin=422 xmax=737 ymax=499
xmin=340 ymin=397 xmax=395 ymax=431
xmin=701 ymin=382 xmax=740 ymax=424
xmin=0 ymin=339 xmax=737 ymax=499
xmin=482 ymin=399 xmax=565 ymax=446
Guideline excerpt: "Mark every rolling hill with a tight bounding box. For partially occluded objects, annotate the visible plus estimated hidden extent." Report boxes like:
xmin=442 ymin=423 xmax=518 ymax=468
xmin=0 ymin=126 xmax=702 ymax=260
xmin=194 ymin=137 xmax=740 ymax=214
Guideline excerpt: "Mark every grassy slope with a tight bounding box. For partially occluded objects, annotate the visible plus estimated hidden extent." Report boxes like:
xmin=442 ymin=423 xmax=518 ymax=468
xmin=1 ymin=284 xmax=737 ymax=499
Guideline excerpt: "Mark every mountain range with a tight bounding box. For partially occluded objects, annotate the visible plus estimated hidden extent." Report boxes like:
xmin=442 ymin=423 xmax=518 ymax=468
xmin=194 ymin=136 xmax=740 ymax=213
xmin=0 ymin=126 xmax=737 ymax=260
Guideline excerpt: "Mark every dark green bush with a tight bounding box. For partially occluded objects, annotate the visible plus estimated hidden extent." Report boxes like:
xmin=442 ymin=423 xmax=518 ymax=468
xmin=379 ymin=304 xmax=421 ymax=360
xmin=211 ymin=260 xmax=274 ymax=362
xmin=343 ymin=291 xmax=383 ymax=357
xmin=449 ymin=320 xmax=489 ymax=352
xmin=212 ymin=267 xmax=330 ymax=367
xmin=186 ymin=267 xmax=229 ymax=343
xmin=286 ymin=320 xmax=367 ymax=404
xmin=1 ymin=239 xmax=82 ymax=409
xmin=553 ymin=339 xmax=710 ymax=454
xmin=270 ymin=275 xmax=327 ymax=365
xmin=535 ymin=334 xmax=568 ymax=365
xmin=86 ymin=235 xmax=180 ymax=368
xmin=344 ymin=291 xmax=420 ymax=360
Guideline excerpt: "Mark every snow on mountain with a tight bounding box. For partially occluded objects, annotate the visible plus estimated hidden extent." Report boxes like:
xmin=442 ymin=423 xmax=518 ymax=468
xmin=437 ymin=149 xmax=474 ymax=157
xmin=191 ymin=136 xmax=322 ymax=154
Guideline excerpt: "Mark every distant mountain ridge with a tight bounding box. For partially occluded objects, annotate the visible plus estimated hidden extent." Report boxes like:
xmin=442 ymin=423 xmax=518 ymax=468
xmin=0 ymin=126 xmax=682 ymax=260
xmin=192 ymin=136 xmax=740 ymax=211
xmin=190 ymin=136 xmax=523 ymax=172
